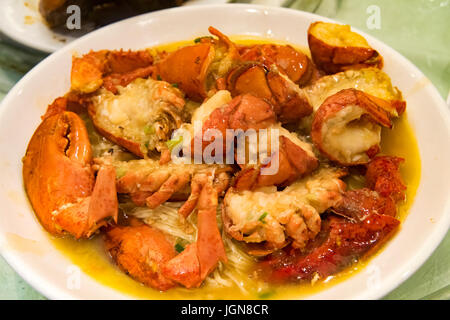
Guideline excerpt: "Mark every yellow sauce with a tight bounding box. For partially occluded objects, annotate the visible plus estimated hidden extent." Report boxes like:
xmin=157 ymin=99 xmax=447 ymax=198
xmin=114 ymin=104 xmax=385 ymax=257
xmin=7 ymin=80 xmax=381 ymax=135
xmin=50 ymin=39 xmax=421 ymax=300
xmin=380 ymin=114 xmax=421 ymax=220
xmin=153 ymin=37 xmax=297 ymax=52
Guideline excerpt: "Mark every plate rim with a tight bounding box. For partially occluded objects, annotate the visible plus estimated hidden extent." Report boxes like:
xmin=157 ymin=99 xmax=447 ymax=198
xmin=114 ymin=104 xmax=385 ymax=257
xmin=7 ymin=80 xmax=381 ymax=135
xmin=0 ymin=3 xmax=449 ymax=300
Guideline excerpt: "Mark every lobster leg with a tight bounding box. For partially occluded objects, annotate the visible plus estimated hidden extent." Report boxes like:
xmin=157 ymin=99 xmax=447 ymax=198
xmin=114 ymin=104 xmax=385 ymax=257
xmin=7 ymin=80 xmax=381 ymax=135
xmin=162 ymin=174 xmax=227 ymax=288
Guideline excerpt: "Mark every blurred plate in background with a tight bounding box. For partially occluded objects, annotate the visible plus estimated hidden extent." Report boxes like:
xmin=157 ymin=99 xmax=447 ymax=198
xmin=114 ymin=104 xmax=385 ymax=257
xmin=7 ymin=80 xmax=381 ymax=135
xmin=0 ymin=0 xmax=229 ymax=53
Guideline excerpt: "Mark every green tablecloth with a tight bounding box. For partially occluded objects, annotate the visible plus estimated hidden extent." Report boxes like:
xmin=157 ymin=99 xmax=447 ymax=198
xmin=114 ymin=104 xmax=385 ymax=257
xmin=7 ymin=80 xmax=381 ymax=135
xmin=0 ymin=0 xmax=448 ymax=299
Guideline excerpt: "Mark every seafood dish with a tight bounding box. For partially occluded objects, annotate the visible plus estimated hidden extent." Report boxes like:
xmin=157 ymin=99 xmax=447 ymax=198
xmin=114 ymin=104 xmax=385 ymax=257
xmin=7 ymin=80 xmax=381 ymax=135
xmin=22 ymin=22 xmax=419 ymax=299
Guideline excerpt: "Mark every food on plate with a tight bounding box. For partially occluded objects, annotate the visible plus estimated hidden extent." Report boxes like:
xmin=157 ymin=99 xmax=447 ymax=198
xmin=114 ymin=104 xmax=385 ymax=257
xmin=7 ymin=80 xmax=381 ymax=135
xmin=261 ymin=155 xmax=405 ymax=283
xmin=104 ymin=220 xmax=177 ymax=291
xmin=22 ymin=23 xmax=418 ymax=298
xmin=23 ymin=111 xmax=118 ymax=238
xmin=308 ymin=22 xmax=383 ymax=74
xmin=223 ymin=167 xmax=346 ymax=252
xmin=71 ymin=50 xmax=154 ymax=94
xmin=155 ymin=27 xmax=313 ymax=123
xmin=311 ymin=88 xmax=392 ymax=165
xmin=154 ymin=27 xmax=240 ymax=102
xmin=260 ymin=212 xmax=399 ymax=283
xmin=105 ymin=169 xmax=227 ymax=289
xmin=226 ymin=64 xmax=313 ymax=123
xmin=304 ymin=68 xmax=405 ymax=116
xmin=190 ymin=93 xmax=318 ymax=189
xmin=88 ymin=77 xmax=186 ymax=157
xmin=365 ymin=155 xmax=406 ymax=201
xmin=101 ymin=157 xmax=232 ymax=214
xmin=238 ymin=44 xmax=313 ymax=85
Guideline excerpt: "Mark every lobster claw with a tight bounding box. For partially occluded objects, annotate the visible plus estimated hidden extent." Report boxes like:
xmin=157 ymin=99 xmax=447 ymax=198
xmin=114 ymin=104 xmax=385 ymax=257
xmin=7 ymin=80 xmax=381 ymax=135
xmin=23 ymin=111 xmax=118 ymax=238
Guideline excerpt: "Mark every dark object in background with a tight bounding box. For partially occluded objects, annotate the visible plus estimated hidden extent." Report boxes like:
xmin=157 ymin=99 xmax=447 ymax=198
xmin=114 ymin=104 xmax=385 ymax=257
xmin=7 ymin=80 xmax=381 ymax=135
xmin=39 ymin=0 xmax=185 ymax=33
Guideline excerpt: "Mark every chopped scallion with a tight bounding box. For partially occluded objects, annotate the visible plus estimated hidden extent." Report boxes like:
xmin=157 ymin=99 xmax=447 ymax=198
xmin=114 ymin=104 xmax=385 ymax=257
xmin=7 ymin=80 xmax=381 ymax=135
xmin=174 ymin=243 xmax=185 ymax=253
xmin=258 ymin=290 xmax=275 ymax=299
xmin=116 ymin=167 xmax=127 ymax=179
xmin=194 ymin=36 xmax=213 ymax=43
xmin=166 ymin=135 xmax=183 ymax=151
xmin=258 ymin=212 xmax=269 ymax=223
xmin=144 ymin=125 xmax=155 ymax=135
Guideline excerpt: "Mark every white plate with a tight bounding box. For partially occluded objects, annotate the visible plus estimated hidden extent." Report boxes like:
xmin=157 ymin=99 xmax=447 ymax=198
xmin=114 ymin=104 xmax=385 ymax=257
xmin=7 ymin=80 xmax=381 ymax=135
xmin=0 ymin=4 xmax=449 ymax=300
xmin=0 ymin=0 xmax=229 ymax=53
